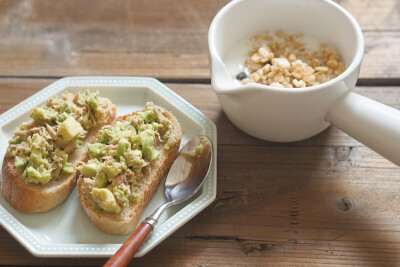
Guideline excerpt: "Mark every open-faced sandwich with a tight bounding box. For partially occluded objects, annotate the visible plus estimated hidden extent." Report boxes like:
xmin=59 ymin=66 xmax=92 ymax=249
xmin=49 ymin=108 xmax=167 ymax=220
xmin=77 ymin=102 xmax=182 ymax=235
xmin=2 ymin=90 xmax=116 ymax=212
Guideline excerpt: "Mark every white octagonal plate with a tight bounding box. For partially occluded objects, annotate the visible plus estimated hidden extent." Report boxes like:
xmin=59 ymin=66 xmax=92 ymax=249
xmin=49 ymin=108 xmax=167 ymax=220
xmin=0 ymin=77 xmax=217 ymax=257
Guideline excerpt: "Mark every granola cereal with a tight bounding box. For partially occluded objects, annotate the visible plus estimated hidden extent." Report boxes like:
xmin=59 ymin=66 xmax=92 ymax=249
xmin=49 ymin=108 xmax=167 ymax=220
xmin=238 ymin=30 xmax=346 ymax=88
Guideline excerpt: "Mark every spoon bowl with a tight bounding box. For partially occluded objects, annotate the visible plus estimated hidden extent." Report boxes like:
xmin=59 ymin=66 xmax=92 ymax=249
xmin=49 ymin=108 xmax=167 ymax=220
xmin=165 ymin=136 xmax=213 ymax=203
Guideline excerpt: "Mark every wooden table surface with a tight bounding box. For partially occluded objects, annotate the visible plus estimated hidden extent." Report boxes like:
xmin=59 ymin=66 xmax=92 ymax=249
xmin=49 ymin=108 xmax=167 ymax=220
xmin=1 ymin=0 xmax=400 ymax=266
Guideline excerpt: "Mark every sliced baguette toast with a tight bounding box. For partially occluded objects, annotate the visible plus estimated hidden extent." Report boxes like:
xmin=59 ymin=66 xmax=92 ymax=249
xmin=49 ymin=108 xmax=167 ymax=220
xmin=77 ymin=104 xmax=182 ymax=235
xmin=2 ymin=95 xmax=116 ymax=213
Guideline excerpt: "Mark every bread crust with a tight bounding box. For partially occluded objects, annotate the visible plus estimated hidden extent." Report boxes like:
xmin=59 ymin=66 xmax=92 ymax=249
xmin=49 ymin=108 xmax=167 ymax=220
xmin=1 ymin=97 xmax=116 ymax=213
xmin=77 ymin=105 xmax=182 ymax=235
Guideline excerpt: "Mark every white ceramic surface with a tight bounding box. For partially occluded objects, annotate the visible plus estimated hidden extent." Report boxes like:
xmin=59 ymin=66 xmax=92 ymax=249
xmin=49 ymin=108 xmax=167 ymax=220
xmin=209 ymin=0 xmax=400 ymax=167
xmin=0 ymin=77 xmax=217 ymax=257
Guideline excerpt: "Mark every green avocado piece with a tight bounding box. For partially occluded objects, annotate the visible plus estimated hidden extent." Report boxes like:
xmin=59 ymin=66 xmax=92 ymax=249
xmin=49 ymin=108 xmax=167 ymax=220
xmin=39 ymin=169 xmax=52 ymax=184
xmin=29 ymin=149 xmax=43 ymax=168
xmin=62 ymin=163 xmax=74 ymax=174
xmin=139 ymin=129 xmax=154 ymax=147
xmin=14 ymin=156 xmax=28 ymax=168
xmin=57 ymin=116 xmax=84 ymax=142
xmin=91 ymin=188 xmax=121 ymax=213
xmin=31 ymin=107 xmax=58 ymax=123
xmin=81 ymin=162 xmax=101 ymax=178
xmin=88 ymin=143 xmax=103 ymax=158
xmin=138 ymin=129 xmax=158 ymax=161
xmin=143 ymin=146 xmax=160 ymax=161
xmin=117 ymin=138 xmax=131 ymax=157
xmin=32 ymin=133 xmax=45 ymax=146
xmin=123 ymin=149 xmax=144 ymax=168
xmin=93 ymin=171 xmax=108 ymax=188
xmin=26 ymin=166 xmax=52 ymax=184
xmin=26 ymin=166 xmax=41 ymax=181
xmin=102 ymin=161 xmax=122 ymax=178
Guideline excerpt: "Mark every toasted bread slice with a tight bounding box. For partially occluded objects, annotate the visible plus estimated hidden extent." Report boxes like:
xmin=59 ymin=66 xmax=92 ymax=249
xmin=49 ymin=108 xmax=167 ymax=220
xmin=2 ymin=96 xmax=116 ymax=213
xmin=77 ymin=104 xmax=182 ymax=235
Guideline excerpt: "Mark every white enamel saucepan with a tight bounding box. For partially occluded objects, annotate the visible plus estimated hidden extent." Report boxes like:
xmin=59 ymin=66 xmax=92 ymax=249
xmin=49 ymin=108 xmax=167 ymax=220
xmin=209 ymin=0 xmax=400 ymax=166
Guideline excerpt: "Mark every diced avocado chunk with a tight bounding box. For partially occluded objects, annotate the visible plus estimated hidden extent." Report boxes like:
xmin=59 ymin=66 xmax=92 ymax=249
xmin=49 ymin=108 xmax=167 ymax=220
xmin=91 ymin=188 xmax=121 ymax=213
xmin=144 ymin=147 xmax=160 ymax=161
xmin=117 ymin=138 xmax=131 ymax=157
xmin=26 ymin=166 xmax=52 ymax=184
xmin=62 ymin=163 xmax=74 ymax=174
xmin=123 ymin=149 xmax=144 ymax=168
xmin=81 ymin=161 xmax=101 ymax=178
xmin=31 ymin=107 xmax=58 ymax=123
xmin=26 ymin=166 xmax=41 ymax=181
xmin=88 ymin=143 xmax=103 ymax=158
xmin=102 ymin=161 xmax=122 ymax=178
xmin=32 ymin=133 xmax=45 ymax=146
xmin=57 ymin=116 xmax=84 ymax=142
xmin=138 ymin=129 xmax=158 ymax=161
xmin=139 ymin=129 xmax=154 ymax=147
xmin=39 ymin=169 xmax=52 ymax=184
xmin=15 ymin=156 xmax=28 ymax=168
xmin=29 ymin=149 xmax=43 ymax=168
xmin=93 ymin=171 xmax=108 ymax=188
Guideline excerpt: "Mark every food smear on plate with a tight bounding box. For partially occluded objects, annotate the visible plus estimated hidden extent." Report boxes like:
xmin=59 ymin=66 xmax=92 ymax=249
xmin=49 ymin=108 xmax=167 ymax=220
xmin=234 ymin=30 xmax=345 ymax=88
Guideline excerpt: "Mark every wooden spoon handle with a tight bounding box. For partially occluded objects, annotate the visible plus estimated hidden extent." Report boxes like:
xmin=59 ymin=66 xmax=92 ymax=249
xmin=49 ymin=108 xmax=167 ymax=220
xmin=103 ymin=222 xmax=153 ymax=267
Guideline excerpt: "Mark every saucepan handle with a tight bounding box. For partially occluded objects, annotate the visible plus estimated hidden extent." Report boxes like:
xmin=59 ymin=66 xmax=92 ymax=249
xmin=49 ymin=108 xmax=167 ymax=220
xmin=326 ymin=92 xmax=400 ymax=166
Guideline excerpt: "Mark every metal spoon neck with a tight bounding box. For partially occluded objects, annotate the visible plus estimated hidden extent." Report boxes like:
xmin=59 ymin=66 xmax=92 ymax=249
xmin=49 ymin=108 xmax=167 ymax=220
xmin=144 ymin=201 xmax=173 ymax=229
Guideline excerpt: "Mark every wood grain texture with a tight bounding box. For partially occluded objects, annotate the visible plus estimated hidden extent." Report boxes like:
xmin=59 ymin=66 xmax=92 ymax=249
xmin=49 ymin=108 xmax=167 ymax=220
xmin=0 ymin=0 xmax=399 ymax=80
xmin=1 ymin=79 xmax=400 ymax=266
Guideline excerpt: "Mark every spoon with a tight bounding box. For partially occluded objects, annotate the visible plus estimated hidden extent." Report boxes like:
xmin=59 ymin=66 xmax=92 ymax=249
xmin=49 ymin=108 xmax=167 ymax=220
xmin=104 ymin=135 xmax=213 ymax=267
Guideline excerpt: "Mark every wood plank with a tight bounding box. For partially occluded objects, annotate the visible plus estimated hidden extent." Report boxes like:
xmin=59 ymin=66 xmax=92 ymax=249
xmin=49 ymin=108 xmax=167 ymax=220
xmin=338 ymin=0 xmax=400 ymax=31
xmin=0 ymin=0 xmax=400 ymax=80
